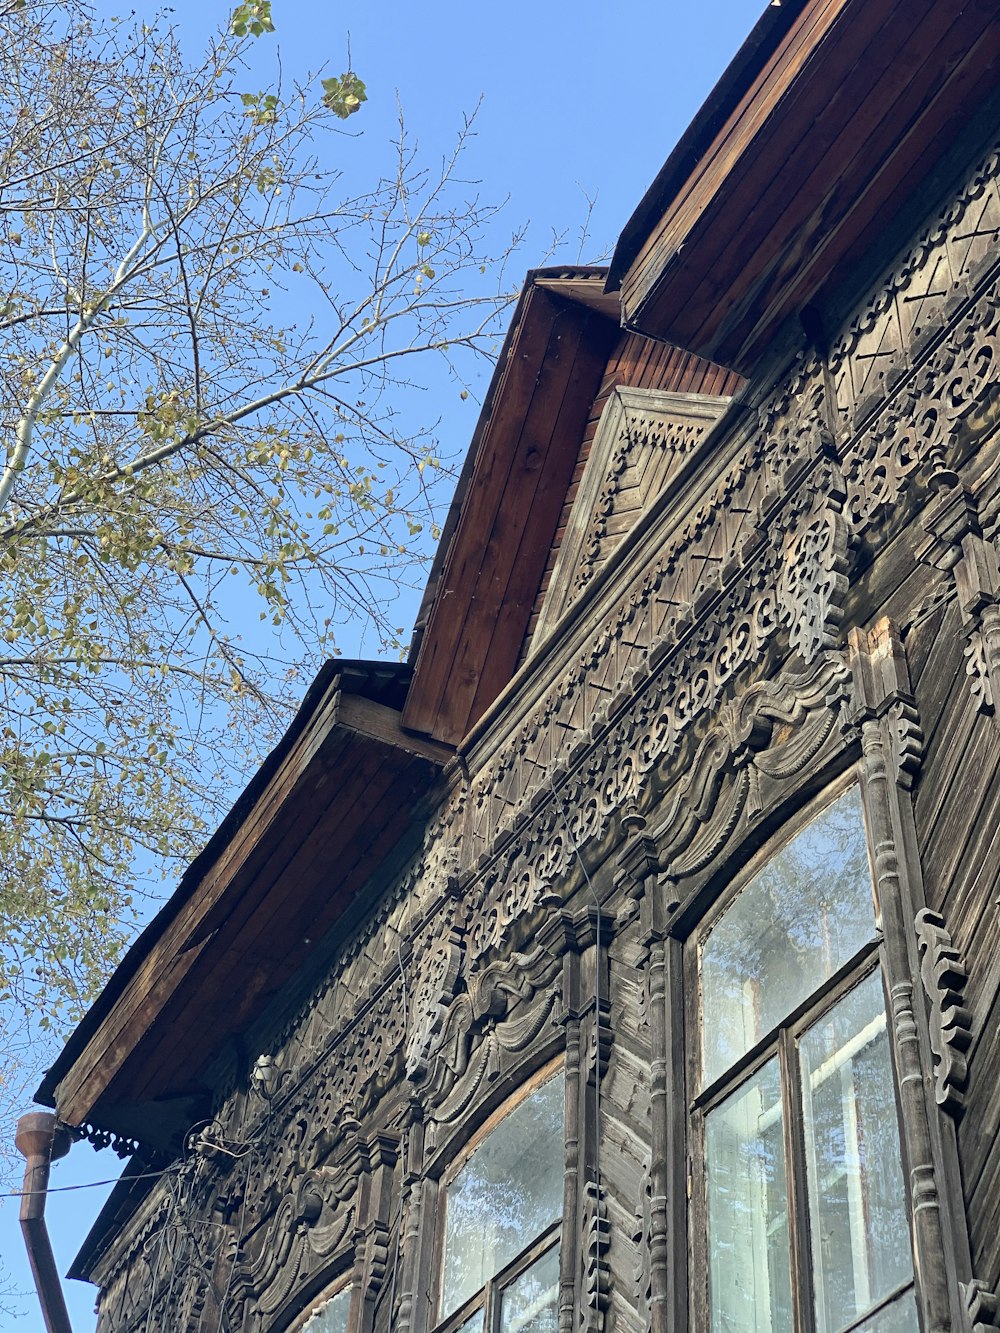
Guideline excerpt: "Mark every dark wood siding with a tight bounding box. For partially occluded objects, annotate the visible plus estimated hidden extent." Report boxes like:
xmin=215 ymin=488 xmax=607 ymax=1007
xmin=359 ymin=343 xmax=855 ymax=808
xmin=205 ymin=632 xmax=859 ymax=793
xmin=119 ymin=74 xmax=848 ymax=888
xmin=911 ymin=602 xmax=1000 ymax=1295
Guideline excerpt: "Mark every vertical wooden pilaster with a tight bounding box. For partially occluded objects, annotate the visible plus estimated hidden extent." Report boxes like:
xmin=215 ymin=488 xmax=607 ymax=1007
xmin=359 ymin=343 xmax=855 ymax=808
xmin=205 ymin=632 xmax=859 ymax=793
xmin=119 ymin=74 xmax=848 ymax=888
xmin=851 ymin=618 xmax=971 ymax=1333
xmin=622 ymin=811 xmax=686 ymax=1333
xmin=559 ymin=995 xmax=582 ymax=1333
xmin=391 ymin=1107 xmax=429 ymax=1333
xmin=562 ymin=906 xmax=612 ymax=1333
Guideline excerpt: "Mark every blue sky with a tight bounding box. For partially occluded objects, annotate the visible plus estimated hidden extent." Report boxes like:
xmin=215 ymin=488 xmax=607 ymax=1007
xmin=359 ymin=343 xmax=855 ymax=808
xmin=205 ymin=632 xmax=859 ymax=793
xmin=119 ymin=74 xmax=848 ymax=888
xmin=1 ymin=0 xmax=764 ymax=1326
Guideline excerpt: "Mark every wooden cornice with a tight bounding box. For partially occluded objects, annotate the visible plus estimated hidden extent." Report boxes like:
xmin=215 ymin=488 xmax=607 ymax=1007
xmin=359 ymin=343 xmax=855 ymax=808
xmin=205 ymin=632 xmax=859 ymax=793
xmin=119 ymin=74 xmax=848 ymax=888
xmin=38 ymin=663 xmax=451 ymax=1137
xmin=613 ymin=0 xmax=1000 ymax=374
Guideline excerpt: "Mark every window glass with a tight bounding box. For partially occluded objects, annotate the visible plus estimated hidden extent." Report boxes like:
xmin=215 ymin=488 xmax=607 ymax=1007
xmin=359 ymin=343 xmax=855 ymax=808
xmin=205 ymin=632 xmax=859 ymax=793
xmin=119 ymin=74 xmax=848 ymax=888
xmin=498 ymin=1244 xmax=560 ymax=1333
xmin=300 ymin=1286 xmax=351 ymax=1333
xmin=800 ymin=969 xmax=912 ymax=1331
xmin=454 ymin=1317 xmax=483 ymax=1333
xmin=700 ymin=787 xmax=875 ymax=1086
xmin=852 ymin=1288 xmax=919 ymax=1331
xmin=705 ymin=1057 xmax=792 ymax=1333
xmin=441 ymin=1070 xmax=564 ymax=1320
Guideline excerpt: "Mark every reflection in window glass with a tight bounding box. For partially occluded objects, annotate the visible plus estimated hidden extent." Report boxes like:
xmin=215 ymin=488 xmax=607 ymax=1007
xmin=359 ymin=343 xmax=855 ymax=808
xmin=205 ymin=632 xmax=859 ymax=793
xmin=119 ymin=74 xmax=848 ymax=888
xmin=853 ymin=1288 xmax=919 ymax=1331
xmin=800 ymin=969 xmax=912 ymax=1332
xmin=454 ymin=1316 xmax=484 ymax=1333
xmin=499 ymin=1244 xmax=560 ymax=1333
xmin=441 ymin=1070 xmax=564 ymax=1319
xmin=300 ymin=1286 xmax=351 ymax=1333
xmin=700 ymin=787 xmax=876 ymax=1086
xmin=706 ymin=1058 xmax=792 ymax=1333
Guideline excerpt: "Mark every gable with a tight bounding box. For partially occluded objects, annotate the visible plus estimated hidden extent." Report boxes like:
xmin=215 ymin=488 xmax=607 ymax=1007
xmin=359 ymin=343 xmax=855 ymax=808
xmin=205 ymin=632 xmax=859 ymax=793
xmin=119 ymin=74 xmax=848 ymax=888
xmin=532 ymin=386 xmax=733 ymax=643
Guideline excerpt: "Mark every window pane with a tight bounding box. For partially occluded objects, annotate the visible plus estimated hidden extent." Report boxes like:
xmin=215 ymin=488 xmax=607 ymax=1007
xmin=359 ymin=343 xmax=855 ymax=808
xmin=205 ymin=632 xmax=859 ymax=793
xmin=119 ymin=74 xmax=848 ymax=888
xmin=499 ymin=1244 xmax=560 ymax=1333
xmin=441 ymin=1071 xmax=564 ymax=1318
xmin=800 ymin=969 xmax=912 ymax=1332
xmin=706 ymin=1057 xmax=792 ymax=1333
xmin=853 ymin=1288 xmax=918 ymax=1332
xmin=301 ymin=1286 xmax=351 ymax=1333
xmin=454 ymin=1315 xmax=484 ymax=1333
xmin=701 ymin=788 xmax=876 ymax=1085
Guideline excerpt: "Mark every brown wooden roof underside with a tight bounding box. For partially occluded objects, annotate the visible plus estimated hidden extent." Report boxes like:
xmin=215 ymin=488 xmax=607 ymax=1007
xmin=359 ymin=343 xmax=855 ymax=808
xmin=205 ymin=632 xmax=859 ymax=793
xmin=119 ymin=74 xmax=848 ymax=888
xmin=619 ymin=0 xmax=1000 ymax=373
xmin=41 ymin=671 xmax=451 ymax=1135
xmin=401 ymin=284 xmax=621 ymax=745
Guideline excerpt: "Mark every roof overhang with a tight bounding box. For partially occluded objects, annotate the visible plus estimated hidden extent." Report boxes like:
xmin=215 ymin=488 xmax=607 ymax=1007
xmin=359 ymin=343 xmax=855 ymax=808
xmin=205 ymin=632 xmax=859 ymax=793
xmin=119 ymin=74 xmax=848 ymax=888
xmin=37 ymin=662 xmax=452 ymax=1145
xmin=610 ymin=0 xmax=1000 ymax=374
xmin=402 ymin=268 xmax=622 ymax=744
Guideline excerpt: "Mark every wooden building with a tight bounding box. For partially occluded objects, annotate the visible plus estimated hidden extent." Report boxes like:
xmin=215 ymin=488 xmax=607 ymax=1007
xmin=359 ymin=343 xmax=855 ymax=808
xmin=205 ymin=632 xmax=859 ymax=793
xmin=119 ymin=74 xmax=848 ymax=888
xmin=34 ymin=0 xmax=1000 ymax=1329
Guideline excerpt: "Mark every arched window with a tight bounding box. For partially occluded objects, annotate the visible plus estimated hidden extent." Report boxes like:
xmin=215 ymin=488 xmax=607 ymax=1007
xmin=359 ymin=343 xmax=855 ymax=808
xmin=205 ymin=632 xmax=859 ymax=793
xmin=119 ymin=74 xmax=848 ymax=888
xmin=436 ymin=1065 xmax=565 ymax=1333
xmin=693 ymin=785 xmax=916 ymax=1332
xmin=291 ymin=1282 xmax=352 ymax=1333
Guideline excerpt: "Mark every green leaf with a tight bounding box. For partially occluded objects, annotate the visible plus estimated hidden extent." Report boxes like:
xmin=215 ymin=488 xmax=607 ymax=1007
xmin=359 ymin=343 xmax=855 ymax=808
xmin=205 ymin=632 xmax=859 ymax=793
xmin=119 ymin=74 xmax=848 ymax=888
xmin=321 ymin=71 xmax=368 ymax=120
xmin=231 ymin=1 xmax=275 ymax=37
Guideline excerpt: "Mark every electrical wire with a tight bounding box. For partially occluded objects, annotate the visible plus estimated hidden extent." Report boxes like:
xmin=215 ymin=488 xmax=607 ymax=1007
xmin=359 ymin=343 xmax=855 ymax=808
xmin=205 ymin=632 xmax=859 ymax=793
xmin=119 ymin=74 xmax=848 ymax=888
xmin=0 ymin=1167 xmax=172 ymax=1198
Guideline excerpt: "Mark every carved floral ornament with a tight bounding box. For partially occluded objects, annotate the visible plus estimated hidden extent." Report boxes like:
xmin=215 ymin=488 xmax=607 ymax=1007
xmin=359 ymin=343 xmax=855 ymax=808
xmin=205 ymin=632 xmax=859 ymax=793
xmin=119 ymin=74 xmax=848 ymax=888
xmin=238 ymin=1123 xmax=398 ymax=1331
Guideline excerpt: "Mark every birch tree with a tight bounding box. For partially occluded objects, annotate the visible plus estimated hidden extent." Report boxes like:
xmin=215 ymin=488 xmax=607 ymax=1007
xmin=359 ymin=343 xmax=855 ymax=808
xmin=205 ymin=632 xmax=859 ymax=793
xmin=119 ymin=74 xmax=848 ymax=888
xmin=0 ymin=0 xmax=513 ymax=1029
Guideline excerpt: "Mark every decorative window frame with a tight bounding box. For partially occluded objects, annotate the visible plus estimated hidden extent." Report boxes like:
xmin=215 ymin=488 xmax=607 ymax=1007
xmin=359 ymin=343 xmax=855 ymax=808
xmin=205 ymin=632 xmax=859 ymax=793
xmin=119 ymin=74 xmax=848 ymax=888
xmin=685 ymin=774 xmax=913 ymax=1331
xmin=285 ymin=1272 xmax=355 ymax=1333
xmin=430 ymin=1055 xmax=566 ymax=1333
xmin=237 ymin=1122 xmax=399 ymax=1333
xmin=391 ymin=905 xmax=611 ymax=1333
xmin=616 ymin=623 xmax=979 ymax=1333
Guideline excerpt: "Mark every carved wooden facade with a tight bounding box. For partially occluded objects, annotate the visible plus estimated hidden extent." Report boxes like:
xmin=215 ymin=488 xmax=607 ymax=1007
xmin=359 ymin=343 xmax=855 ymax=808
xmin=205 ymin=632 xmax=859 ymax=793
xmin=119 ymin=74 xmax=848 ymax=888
xmin=40 ymin=3 xmax=1000 ymax=1331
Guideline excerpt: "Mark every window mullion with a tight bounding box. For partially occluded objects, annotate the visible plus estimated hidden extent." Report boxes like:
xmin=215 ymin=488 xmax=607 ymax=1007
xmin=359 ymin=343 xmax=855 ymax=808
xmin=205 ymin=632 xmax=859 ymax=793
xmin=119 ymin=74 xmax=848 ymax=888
xmin=780 ymin=1027 xmax=814 ymax=1333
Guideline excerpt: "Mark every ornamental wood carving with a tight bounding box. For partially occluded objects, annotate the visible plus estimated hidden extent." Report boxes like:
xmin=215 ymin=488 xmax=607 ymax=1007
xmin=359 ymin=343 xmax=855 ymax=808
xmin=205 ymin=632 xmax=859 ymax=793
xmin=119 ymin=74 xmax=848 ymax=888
xmin=90 ymin=131 xmax=1000 ymax=1333
xmin=963 ymin=1280 xmax=1000 ymax=1332
xmin=536 ymin=387 xmax=732 ymax=642
xmin=915 ymin=908 xmax=973 ymax=1113
xmin=654 ymin=651 xmax=852 ymax=884
xmin=919 ymin=484 xmax=1000 ymax=728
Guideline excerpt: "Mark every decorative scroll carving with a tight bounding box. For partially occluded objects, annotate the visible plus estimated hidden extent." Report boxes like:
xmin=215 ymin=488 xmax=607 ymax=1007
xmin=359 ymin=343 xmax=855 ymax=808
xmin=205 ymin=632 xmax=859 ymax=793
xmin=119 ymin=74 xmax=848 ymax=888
xmin=777 ymin=450 xmax=850 ymax=663
xmin=631 ymin=1156 xmax=653 ymax=1325
xmin=240 ymin=1126 xmax=398 ymax=1333
xmin=655 ymin=652 xmax=852 ymax=884
xmin=418 ymin=939 xmax=564 ymax=1120
xmin=919 ymin=485 xmax=1000 ymax=727
xmin=963 ymin=1279 xmax=1000 ymax=1332
xmin=915 ymin=908 xmax=973 ymax=1113
xmin=579 ymin=1180 xmax=611 ymax=1332
xmin=405 ymin=926 xmax=464 ymax=1082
